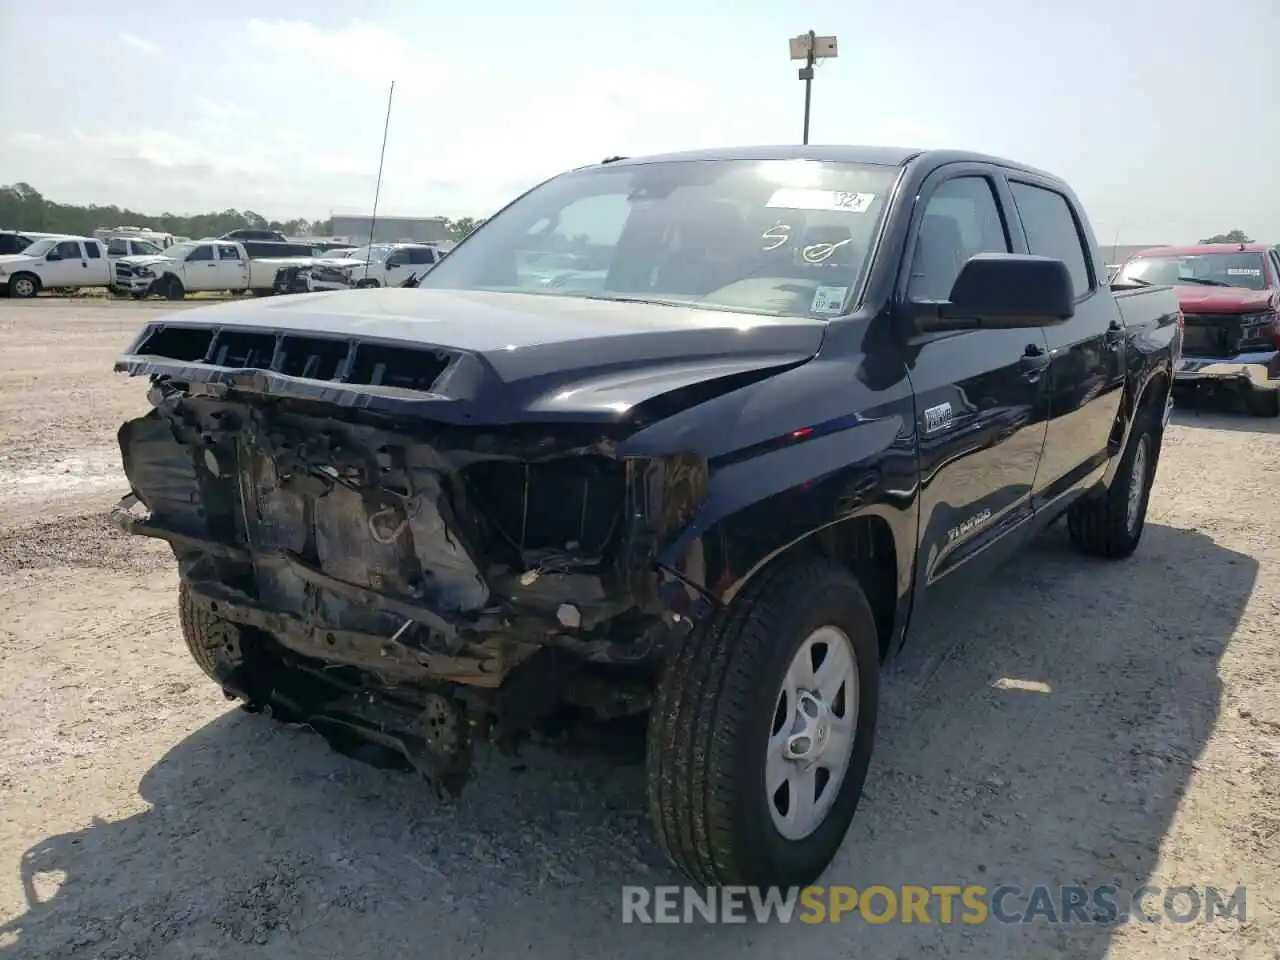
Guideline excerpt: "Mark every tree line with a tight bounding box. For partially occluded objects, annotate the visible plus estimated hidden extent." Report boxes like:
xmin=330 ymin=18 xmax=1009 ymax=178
xmin=0 ymin=183 xmax=484 ymax=242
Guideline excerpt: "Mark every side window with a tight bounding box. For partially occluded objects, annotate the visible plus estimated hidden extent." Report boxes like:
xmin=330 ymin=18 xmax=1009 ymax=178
xmin=1008 ymin=181 xmax=1092 ymax=298
xmin=85 ymin=241 xmax=102 ymax=259
xmin=107 ymin=238 xmax=128 ymax=256
xmin=188 ymin=245 xmax=214 ymax=262
xmin=1268 ymin=251 xmax=1280 ymax=287
xmin=408 ymin=247 xmax=433 ymax=265
xmin=908 ymin=176 xmax=1010 ymax=301
xmin=216 ymin=244 xmax=241 ymax=260
xmin=54 ymin=240 xmax=83 ymax=259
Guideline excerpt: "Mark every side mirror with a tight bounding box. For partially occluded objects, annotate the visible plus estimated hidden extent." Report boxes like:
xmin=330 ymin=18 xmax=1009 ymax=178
xmin=45 ymin=252 xmax=63 ymax=261
xmin=916 ymin=254 xmax=1076 ymax=332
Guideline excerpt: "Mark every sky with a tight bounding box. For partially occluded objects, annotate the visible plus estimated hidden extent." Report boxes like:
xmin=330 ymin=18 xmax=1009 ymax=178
xmin=0 ymin=0 xmax=1276 ymax=243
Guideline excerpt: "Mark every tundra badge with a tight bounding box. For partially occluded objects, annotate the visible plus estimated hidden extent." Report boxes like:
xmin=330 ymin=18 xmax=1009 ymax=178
xmin=923 ymin=402 xmax=954 ymax=434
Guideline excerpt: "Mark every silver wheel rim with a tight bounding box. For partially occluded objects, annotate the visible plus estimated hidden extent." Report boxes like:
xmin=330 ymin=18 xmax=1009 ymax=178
xmin=1126 ymin=435 xmax=1150 ymax=534
xmin=13 ymin=278 xmax=33 ymax=297
xmin=766 ymin=625 xmax=859 ymax=841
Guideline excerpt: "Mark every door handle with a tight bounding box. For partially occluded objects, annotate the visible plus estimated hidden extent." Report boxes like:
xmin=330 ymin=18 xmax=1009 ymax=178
xmin=1018 ymin=347 xmax=1052 ymax=380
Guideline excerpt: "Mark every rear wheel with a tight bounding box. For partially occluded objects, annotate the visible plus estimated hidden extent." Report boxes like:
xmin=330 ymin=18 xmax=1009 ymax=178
xmin=1244 ymin=387 xmax=1279 ymax=418
xmin=646 ymin=555 xmax=880 ymax=887
xmin=1067 ymin=402 xmax=1161 ymax=559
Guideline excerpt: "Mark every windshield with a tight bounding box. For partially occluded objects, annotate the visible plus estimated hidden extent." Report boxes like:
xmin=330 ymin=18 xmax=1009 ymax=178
xmin=418 ymin=158 xmax=900 ymax=318
xmin=21 ymin=238 xmax=58 ymax=257
xmin=154 ymin=242 xmax=196 ymax=260
xmin=1118 ymin=252 xmax=1269 ymax=291
xmin=338 ymin=244 xmax=392 ymax=263
xmin=134 ymin=240 xmax=163 ymax=255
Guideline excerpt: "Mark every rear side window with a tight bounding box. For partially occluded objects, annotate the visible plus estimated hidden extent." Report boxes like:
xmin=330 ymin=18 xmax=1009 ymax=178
xmin=1008 ymin=182 xmax=1092 ymax=298
xmin=85 ymin=241 xmax=102 ymax=259
xmin=216 ymin=244 xmax=241 ymax=260
xmin=908 ymin=176 xmax=1010 ymax=302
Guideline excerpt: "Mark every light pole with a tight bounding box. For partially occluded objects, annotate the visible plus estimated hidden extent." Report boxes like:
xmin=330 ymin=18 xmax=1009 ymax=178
xmin=789 ymin=31 xmax=838 ymax=145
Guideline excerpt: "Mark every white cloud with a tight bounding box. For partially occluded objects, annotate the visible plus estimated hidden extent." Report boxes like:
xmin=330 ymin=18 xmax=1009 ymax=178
xmin=196 ymin=98 xmax=257 ymax=124
xmin=118 ymin=31 xmax=158 ymax=55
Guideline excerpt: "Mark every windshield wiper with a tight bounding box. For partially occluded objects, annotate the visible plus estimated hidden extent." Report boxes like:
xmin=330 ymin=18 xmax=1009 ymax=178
xmin=1175 ymin=276 xmax=1230 ymax=286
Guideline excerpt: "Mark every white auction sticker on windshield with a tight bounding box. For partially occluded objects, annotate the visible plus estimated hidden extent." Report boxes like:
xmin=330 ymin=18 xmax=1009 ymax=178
xmin=811 ymin=286 xmax=848 ymax=315
xmin=1227 ymin=268 xmax=1261 ymax=276
xmin=767 ymin=188 xmax=877 ymax=213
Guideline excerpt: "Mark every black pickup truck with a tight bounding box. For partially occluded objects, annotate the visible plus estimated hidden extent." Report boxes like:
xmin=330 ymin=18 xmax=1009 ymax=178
xmin=111 ymin=145 xmax=1182 ymax=889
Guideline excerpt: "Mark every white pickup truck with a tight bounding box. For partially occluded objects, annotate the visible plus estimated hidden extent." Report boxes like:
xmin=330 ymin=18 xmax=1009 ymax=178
xmin=305 ymin=242 xmax=446 ymax=292
xmin=113 ymin=239 xmax=321 ymax=299
xmin=0 ymin=235 xmax=112 ymax=298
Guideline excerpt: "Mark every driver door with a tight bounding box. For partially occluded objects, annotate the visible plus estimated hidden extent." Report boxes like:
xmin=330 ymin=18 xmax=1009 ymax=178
xmin=43 ymin=239 xmax=85 ymax=286
xmin=383 ymin=247 xmax=412 ymax=286
xmin=898 ymin=166 xmax=1051 ymax=601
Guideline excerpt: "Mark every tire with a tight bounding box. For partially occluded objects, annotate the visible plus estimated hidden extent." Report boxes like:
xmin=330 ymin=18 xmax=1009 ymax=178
xmin=164 ymin=276 xmax=185 ymax=300
xmin=178 ymin=579 xmax=243 ymax=684
xmin=355 ymin=279 xmax=379 ymax=289
xmin=9 ymin=272 xmax=40 ymax=299
xmin=1244 ymin=388 xmax=1279 ymax=418
xmin=646 ymin=554 xmax=880 ymax=888
xmin=130 ymin=292 xmax=147 ymax=301
xmin=250 ymin=288 xmax=273 ymax=297
xmin=1067 ymin=402 xmax=1161 ymax=559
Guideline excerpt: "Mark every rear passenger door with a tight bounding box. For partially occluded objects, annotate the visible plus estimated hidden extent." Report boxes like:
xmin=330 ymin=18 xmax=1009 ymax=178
xmin=83 ymin=239 xmax=108 ymax=284
xmin=900 ymin=164 xmax=1051 ymax=594
xmin=1003 ymin=177 xmax=1125 ymax=506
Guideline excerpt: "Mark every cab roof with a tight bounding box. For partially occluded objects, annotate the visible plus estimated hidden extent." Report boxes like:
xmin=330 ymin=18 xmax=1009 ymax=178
xmin=592 ymin=144 xmax=1062 ymax=181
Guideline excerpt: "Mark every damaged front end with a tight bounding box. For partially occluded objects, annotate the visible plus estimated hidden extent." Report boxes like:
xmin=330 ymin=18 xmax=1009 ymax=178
xmin=113 ymin=351 xmax=712 ymax=792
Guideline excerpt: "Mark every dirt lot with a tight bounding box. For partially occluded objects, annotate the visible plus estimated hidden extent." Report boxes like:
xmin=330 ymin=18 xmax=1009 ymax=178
xmin=0 ymin=298 xmax=1277 ymax=959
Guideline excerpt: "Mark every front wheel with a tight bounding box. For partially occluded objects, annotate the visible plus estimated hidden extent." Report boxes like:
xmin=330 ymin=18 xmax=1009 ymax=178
xmin=164 ymin=276 xmax=186 ymax=300
xmin=9 ymin=272 xmax=40 ymax=299
xmin=646 ymin=555 xmax=880 ymax=888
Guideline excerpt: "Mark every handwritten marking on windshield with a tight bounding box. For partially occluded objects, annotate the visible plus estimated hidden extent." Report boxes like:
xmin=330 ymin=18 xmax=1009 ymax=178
xmin=802 ymin=238 xmax=852 ymax=263
xmin=761 ymin=222 xmax=792 ymax=251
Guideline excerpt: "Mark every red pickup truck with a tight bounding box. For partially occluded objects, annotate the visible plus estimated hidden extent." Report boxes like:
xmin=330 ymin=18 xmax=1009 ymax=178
xmin=1114 ymin=243 xmax=1280 ymax=416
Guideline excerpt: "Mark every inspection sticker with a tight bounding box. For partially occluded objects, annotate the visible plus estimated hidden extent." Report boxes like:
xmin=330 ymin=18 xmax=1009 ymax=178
xmin=766 ymin=188 xmax=877 ymax=213
xmin=1227 ymin=268 xmax=1261 ymax=276
xmin=810 ymin=286 xmax=848 ymax=315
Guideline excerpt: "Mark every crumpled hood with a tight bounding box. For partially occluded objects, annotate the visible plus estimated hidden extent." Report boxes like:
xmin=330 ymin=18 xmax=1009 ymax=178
xmin=312 ymin=257 xmax=369 ymax=271
xmin=117 ymin=254 xmax=176 ymax=269
xmin=115 ymin=287 xmax=828 ymax=424
xmin=1173 ymin=284 xmax=1274 ymax=314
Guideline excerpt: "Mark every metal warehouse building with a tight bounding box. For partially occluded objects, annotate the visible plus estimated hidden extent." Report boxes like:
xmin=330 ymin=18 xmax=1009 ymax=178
xmin=329 ymin=215 xmax=453 ymax=245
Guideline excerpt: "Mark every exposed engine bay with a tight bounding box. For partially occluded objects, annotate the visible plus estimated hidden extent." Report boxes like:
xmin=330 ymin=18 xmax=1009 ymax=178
xmin=113 ymin=377 xmax=710 ymax=792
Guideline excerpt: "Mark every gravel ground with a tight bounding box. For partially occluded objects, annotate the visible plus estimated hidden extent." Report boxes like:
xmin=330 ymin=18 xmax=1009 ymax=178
xmin=0 ymin=299 xmax=1277 ymax=959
